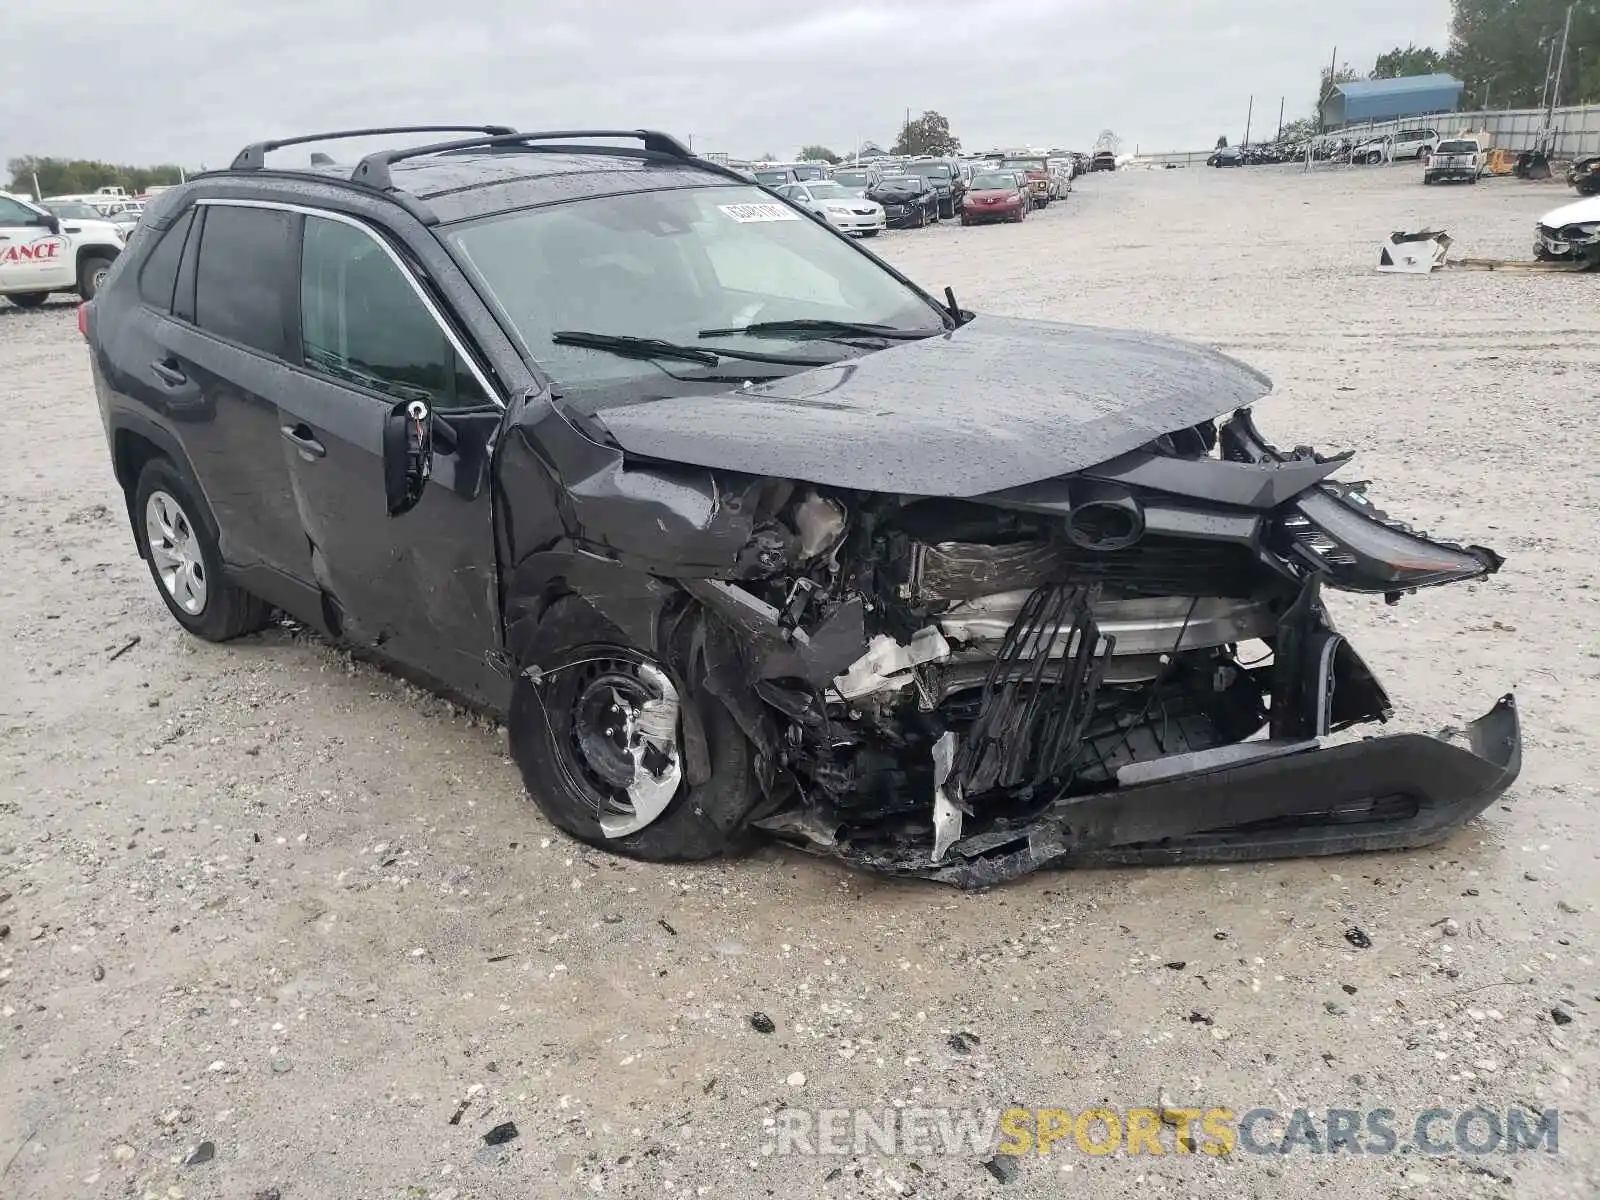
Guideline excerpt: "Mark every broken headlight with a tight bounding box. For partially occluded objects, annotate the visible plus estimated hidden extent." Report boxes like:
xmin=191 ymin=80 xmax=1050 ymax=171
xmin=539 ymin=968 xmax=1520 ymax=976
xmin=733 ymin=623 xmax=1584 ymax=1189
xmin=1278 ymin=482 xmax=1502 ymax=593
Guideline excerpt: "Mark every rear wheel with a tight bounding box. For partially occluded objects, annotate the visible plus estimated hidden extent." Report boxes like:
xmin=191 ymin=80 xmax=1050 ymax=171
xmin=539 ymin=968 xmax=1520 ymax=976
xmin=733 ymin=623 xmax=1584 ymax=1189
xmin=7 ymin=291 xmax=49 ymax=308
xmin=133 ymin=458 xmax=271 ymax=641
xmin=508 ymin=596 xmax=762 ymax=862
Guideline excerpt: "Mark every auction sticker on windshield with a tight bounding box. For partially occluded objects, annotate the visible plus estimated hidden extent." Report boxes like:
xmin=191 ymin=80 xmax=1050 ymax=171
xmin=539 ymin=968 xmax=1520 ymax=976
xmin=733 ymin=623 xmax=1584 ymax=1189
xmin=719 ymin=203 xmax=802 ymax=222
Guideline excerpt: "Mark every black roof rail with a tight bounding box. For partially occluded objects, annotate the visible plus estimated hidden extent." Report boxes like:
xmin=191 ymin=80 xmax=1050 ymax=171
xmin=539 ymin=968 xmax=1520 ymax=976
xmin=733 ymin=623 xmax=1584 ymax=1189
xmin=230 ymin=126 xmax=518 ymax=171
xmin=350 ymin=128 xmax=696 ymax=190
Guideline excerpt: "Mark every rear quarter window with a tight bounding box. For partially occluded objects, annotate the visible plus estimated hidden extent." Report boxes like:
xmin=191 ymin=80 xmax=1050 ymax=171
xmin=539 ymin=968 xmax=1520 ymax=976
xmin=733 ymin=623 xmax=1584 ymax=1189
xmin=136 ymin=208 xmax=195 ymax=311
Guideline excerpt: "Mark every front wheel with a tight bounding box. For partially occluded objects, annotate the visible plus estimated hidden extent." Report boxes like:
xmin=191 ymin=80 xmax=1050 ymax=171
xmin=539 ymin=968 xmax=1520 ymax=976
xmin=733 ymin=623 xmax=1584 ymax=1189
xmin=133 ymin=458 xmax=271 ymax=641
xmin=508 ymin=596 xmax=761 ymax=861
xmin=1366 ymin=151 xmax=1383 ymax=165
xmin=78 ymin=254 xmax=116 ymax=301
xmin=7 ymin=292 xmax=49 ymax=308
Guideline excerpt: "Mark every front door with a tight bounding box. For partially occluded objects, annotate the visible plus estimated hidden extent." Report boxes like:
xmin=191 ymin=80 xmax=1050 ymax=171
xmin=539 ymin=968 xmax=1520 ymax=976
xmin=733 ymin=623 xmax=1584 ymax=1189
xmin=0 ymin=195 xmax=74 ymax=296
xmin=275 ymin=211 xmax=504 ymax=705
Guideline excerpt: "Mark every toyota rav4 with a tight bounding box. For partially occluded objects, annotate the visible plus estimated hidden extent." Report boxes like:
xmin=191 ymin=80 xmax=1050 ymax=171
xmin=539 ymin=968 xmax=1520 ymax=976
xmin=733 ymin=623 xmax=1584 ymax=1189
xmin=84 ymin=125 xmax=1520 ymax=887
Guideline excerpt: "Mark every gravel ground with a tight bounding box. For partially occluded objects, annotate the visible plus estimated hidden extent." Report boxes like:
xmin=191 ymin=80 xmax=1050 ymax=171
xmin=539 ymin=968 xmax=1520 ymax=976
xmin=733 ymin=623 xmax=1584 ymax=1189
xmin=2 ymin=162 xmax=1597 ymax=1200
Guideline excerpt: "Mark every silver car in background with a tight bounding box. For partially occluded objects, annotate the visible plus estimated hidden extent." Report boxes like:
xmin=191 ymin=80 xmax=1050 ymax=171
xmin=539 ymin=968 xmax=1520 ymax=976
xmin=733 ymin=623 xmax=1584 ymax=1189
xmin=778 ymin=180 xmax=886 ymax=236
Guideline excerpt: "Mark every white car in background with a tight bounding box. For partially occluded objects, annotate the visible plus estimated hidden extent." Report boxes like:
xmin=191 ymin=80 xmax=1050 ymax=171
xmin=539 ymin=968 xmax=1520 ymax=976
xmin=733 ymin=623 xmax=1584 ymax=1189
xmin=0 ymin=191 xmax=124 ymax=307
xmin=777 ymin=180 xmax=886 ymax=236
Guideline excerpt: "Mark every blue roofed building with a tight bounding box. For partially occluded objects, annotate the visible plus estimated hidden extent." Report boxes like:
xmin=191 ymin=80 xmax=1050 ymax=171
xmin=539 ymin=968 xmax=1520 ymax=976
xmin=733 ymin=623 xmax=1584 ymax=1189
xmin=1321 ymin=74 xmax=1466 ymax=128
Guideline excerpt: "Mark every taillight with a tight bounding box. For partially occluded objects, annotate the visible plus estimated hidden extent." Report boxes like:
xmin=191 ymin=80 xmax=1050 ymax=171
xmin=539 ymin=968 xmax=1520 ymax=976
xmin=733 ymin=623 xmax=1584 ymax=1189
xmin=77 ymin=302 xmax=90 ymax=341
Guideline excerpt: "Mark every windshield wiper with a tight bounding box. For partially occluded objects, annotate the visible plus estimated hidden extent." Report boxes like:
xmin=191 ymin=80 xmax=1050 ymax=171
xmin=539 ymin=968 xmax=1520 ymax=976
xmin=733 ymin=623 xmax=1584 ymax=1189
xmin=697 ymin=319 xmax=937 ymax=341
xmin=551 ymin=330 xmax=831 ymax=367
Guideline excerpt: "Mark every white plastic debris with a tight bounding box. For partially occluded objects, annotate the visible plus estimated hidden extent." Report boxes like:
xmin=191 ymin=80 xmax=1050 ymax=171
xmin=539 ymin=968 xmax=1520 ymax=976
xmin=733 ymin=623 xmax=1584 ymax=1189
xmin=1377 ymin=229 xmax=1453 ymax=274
xmin=832 ymin=628 xmax=951 ymax=701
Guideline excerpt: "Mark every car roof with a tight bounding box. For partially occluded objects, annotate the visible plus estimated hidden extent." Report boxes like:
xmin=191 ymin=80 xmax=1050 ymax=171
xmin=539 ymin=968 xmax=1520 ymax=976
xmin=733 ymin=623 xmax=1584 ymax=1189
xmin=185 ymin=126 xmax=751 ymax=226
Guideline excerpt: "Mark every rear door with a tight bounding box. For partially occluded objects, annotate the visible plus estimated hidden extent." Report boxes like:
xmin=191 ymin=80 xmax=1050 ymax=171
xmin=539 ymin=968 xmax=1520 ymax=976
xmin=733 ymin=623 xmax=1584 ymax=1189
xmin=0 ymin=194 xmax=75 ymax=295
xmin=151 ymin=201 xmax=315 ymax=594
xmin=275 ymin=210 xmax=504 ymax=703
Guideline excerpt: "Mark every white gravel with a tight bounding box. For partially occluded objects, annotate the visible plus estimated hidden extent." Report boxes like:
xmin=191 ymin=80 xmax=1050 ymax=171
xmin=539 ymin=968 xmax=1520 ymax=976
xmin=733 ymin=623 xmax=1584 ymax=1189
xmin=1 ymin=162 xmax=1596 ymax=1199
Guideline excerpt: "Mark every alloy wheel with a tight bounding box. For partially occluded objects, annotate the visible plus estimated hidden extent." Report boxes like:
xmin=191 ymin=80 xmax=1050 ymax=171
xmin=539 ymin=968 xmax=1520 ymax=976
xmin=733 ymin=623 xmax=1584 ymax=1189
xmin=144 ymin=490 xmax=207 ymax=615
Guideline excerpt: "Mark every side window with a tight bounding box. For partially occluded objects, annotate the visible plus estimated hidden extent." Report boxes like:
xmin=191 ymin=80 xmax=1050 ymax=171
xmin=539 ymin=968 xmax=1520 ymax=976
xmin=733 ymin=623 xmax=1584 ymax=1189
xmin=194 ymin=205 xmax=295 ymax=357
xmin=137 ymin=209 xmax=195 ymax=312
xmin=0 ymin=196 xmax=44 ymax=225
xmin=299 ymin=216 xmax=487 ymax=410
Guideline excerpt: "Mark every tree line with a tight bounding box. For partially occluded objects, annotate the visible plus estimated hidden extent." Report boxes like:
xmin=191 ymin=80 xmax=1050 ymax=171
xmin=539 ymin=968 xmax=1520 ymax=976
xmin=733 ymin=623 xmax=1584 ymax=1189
xmin=6 ymin=156 xmax=193 ymax=198
xmin=794 ymin=110 xmax=962 ymax=165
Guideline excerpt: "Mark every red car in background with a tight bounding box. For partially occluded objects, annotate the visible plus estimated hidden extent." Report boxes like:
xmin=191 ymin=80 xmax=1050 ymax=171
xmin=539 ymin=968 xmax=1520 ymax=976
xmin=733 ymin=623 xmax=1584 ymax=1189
xmin=960 ymin=171 xmax=1030 ymax=224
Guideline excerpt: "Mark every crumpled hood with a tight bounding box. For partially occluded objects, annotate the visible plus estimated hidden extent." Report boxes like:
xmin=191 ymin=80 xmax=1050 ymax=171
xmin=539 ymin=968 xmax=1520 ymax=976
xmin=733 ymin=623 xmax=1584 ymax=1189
xmin=595 ymin=315 xmax=1272 ymax=497
xmin=1540 ymin=195 xmax=1600 ymax=227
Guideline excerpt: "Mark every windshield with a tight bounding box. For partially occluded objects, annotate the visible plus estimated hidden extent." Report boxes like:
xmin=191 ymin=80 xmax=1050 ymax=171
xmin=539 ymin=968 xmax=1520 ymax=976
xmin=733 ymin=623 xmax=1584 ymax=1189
xmin=791 ymin=165 xmax=827 ymax=181
xmin=804 ymin=182 xmax=850 ymax=200
xmin=1000 ymin=159 xmax=1045 ymax=171
xmin=902 ymin=163 xmax=951 ymax=178
xmin=444 ymin=185 xmax=945 ymax=396
xmin=873 ymin=178 xmax=922 ymax=192
xmin=46 ymin=201 xmax=102 ymax=219
xmin=969 ymin=174 xmax=1018 ymax=190
xmin=1437 ymin=140 xmax=1477 ymax=154
xmin=753 ymin=170 xmax=790 ymax=186
xmin=832 ymin=170 xmax=871 ymax=186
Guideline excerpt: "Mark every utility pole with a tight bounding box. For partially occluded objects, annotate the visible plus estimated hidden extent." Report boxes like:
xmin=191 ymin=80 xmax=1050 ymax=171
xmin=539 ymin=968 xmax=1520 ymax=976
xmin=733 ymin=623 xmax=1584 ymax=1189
xmin=1540 ymin=36 xmax=1558 ymax=112
xmin=1554 ymin=2 xmax=1575 ymax=110
xmin=1276 ymin=96 xmax=1285 ymax=142
xmin=1321 ymin=45 xmax=1338 ymax=131
xmin=1243 ymin=95 xmax=1253 ymax=148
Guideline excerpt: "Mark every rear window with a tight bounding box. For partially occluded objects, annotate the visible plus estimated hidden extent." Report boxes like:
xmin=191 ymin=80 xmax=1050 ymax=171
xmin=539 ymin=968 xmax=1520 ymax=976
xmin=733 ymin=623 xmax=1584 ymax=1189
xmin=137 ymin=208 xmax=195 ymax=311
xmin=193 ymin=205 xmax=295 ymax=358
xmin=1437 ymin=140 xmax=1477 ymax=154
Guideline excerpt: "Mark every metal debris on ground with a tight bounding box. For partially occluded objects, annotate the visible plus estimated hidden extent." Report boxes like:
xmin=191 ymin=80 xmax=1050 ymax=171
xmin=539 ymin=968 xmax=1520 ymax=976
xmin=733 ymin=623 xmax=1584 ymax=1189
xmin=749 ymin=1012 xmax=776 ymax=1034
xmin=1344 ymin=926 xmax=1373 ymax=949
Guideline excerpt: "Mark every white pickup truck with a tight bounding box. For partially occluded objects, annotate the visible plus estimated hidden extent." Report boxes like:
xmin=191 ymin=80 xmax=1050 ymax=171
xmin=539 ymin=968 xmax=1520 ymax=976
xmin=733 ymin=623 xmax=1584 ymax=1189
xmin=0 ymin=191 xmax=124 ymax=308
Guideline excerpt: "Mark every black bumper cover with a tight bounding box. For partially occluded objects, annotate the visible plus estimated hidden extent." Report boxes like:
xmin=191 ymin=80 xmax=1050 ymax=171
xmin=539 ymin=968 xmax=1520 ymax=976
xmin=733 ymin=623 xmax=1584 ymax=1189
xmin=853 ymin=694 xmax=1520 ymax=888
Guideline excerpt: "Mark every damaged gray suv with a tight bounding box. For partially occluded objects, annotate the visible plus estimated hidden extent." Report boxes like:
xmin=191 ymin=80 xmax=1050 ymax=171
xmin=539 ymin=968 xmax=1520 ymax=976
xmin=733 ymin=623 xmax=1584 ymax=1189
xmin=86 ymin=126 xmax=1521 ymax=887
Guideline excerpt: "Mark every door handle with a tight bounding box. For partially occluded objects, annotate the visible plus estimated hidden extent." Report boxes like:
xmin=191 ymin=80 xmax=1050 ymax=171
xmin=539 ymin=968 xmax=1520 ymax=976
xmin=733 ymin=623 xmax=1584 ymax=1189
xmin=280 ymin=424 xmax=326 ymax=459
xmin=150 ymin=359 xmax=188 ymax=387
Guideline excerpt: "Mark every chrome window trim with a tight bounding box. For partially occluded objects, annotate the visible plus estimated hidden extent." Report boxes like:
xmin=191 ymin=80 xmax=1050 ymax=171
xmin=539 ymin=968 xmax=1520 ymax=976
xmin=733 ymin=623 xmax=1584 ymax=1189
xmin=193 ymin=197 xmax=503 ymax=409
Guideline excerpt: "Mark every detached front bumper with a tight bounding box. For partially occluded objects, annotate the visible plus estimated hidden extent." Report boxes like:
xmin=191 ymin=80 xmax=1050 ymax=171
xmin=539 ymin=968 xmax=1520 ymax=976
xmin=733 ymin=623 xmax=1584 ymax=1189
xmin=840 ymin=689 xmax=1521 ymax=890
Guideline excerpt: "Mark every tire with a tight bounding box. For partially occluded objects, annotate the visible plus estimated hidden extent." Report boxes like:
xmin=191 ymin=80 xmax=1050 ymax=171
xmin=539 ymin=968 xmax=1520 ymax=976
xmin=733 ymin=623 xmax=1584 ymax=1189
xmin=915 ymin=208 xmax=927 ymax=228
xmin=1423 ymin=173 xmax=1435 ymax=185
xmin=7 ymin=292 xmax=50 ymax=308
xmin=78 ymin=254 xmax=115 ymax=301
xmin=960 ymin=216 xmax=971 ymax=226
xmin=1366 ymin=151 xmax=1383 ymax=166
xmin=508 ymin=595 xmax=761 ymax=862
xmin=133 ymin=458 xmax=271 ymax=642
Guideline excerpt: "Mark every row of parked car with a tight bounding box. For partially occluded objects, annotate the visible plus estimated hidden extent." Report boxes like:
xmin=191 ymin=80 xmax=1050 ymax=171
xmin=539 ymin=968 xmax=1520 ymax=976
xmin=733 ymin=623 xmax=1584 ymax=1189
xmin=737 ymin=153 xmax=1084 ymax=235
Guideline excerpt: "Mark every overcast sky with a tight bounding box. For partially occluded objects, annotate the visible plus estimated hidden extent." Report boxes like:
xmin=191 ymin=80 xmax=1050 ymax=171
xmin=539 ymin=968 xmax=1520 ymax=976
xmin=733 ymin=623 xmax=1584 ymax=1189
xmin=3 ymin=0 xmax=1451 ymax=171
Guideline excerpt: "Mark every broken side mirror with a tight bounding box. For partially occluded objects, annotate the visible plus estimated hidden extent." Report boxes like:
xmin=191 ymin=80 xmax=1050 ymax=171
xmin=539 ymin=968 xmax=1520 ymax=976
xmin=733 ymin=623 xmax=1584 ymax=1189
xmin=381 ymin=398 xmax=457 ymax=515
